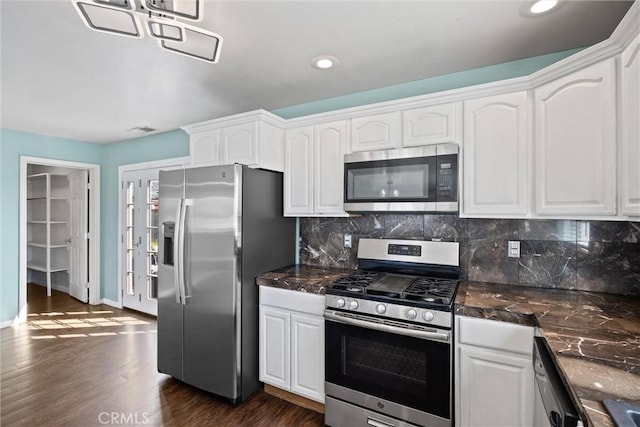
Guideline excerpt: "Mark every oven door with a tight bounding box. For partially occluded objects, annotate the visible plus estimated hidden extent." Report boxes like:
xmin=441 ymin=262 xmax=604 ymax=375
xmin=324 ymin=311 xmax=451 ymax=422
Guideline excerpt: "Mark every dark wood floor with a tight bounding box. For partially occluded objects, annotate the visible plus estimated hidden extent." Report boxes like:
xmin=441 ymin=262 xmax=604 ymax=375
xmin=1 ymin=285 xmax=324 ymax=426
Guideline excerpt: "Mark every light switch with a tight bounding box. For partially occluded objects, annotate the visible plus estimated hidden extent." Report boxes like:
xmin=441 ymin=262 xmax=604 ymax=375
xmin=344 ymin=234 xmax=352 ymax=248
xmin=508 ymin=241 xmax=520 ymax=258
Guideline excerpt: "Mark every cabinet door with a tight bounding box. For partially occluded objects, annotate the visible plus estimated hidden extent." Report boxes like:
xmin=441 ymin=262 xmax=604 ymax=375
xmin=621 ymin=35 xmax=640 ymax=216
xmin=190 ymin=129 xmax=221 ymax=166
xmin=463 ymin=92 xmax=529 ymax=215
xmin=284 ymin=127 xmax=314 ymax=216
xmin=534 ymin=59 xmax=616 ymax=215
xmin=314 ymin=121 xmax=347 ymax=214
xmin=350 ymin=112 xmax=401 ymax=152
xmin=291 ymin=313 xmax=324 ymax=403
xmin=221 ymin=121 xmax=259 ymax=165
xmin=458 ymin=345 xmax=533 ymax=427
xmin=403 ymin=103 xmax=461 ymax=147
xmin=259 ymin=306 xmax=291 ymax=390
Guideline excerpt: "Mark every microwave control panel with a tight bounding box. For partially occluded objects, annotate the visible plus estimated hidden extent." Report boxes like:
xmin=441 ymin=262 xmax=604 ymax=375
xmin=437 ymin=154 xmax=458 ymax=202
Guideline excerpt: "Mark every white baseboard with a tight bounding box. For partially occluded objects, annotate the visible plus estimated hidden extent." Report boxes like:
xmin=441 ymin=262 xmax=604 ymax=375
xmin=0 ymin=319 xmax=15 ymax=329
xmin=102 ymin=298 xmax=122 ymax=309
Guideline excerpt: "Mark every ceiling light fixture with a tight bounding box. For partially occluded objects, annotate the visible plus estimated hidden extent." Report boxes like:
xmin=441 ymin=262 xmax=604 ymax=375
xmin=311 ymin=55 xmax=339 ymax=70
xmin=530 ymin=0 xmax=558 ymax=14
xmin=71 ymin=0 xmax=223 ymax=63
xmin=520 ymin=0 xmax=563 ymax=17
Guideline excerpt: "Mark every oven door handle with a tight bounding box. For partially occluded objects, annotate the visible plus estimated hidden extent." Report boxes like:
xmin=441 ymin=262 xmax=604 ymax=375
xmin=324 ymin=311 xmax=450 ymax=343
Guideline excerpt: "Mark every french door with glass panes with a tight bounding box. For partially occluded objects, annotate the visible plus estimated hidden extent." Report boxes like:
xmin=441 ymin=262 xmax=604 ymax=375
xmin=122 ymin=169 xmax=159 ymax=316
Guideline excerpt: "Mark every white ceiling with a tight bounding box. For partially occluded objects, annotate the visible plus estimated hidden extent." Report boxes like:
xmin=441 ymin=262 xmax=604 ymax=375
xmin=0 ymin=0 xmax=633 ymax=144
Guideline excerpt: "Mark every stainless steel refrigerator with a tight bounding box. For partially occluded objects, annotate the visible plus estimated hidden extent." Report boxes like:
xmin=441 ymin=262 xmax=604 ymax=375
xmin=157 ymin=164 xmax=295 ymax=403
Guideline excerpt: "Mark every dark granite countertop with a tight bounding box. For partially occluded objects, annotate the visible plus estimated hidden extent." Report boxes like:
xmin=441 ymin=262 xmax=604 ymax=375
xmin=456 ymin=281 xmax=640 ymax=427
xmin=255 ymin=264 xmax=354 ymax=295
xmin=257 ymin=265 xmax=640 ymax=427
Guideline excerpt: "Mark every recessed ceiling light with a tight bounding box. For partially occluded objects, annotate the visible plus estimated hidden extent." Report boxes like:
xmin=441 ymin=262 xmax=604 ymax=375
xmin=520 ymin=0 xmax=563 ymax=17
xmin=530 ymin=0 xmax=558 ymax=14
xmin=311 ymin=55 xmax=339 ymax=70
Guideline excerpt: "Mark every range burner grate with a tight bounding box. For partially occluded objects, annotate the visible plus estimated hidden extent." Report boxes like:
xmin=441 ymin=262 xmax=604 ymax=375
xmin=403 ymin=277 xmax=458 ymax=304
xmin=332 ymin=271 xmax=383 ymax=293
xmin=331 ymin=270 xmax=458 ymax=307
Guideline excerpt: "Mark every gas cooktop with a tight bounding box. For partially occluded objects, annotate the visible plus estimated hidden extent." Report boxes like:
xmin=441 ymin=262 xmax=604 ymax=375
xmin=328 ymin=270 xmax=459 ymax=310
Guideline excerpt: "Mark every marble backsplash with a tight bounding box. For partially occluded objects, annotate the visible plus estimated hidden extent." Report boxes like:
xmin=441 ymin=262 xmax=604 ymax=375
xmin=299 ymin=215 xmax=640 ymax=296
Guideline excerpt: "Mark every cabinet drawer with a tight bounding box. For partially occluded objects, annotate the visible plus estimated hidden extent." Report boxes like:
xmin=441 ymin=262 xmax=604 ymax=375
xmin=259 ymin=286 xmax=324 ymax=316
xmin=458 ymin=316 xmax=533 ymax=355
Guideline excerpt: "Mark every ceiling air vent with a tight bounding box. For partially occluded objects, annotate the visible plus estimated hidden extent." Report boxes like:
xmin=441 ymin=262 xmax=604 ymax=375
xmin=127 ymin=126 xmax=156 ymax=133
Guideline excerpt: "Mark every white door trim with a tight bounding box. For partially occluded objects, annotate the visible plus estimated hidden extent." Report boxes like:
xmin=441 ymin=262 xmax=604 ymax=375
xmin=115 ymin=157 xmax=189 ymax=310
xmin=19 ymin=156 xmax=101 ymax=324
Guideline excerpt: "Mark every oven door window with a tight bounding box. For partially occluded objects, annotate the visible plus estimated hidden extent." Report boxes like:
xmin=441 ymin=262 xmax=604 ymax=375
xmin=344 ymin=156 xmax=437 ymax=202
xmin=325 ymin=320 xmax=450 ymax=419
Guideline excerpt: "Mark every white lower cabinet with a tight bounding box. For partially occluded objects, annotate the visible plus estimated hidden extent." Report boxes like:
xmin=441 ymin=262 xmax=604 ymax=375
xmin=259 ymin=287 xmax=325 ymax=403
xmin=456 ymin=316 xmax=534 ymax=427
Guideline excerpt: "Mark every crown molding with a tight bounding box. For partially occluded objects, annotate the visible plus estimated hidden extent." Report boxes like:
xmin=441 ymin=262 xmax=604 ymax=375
xmin=181 ymin=109 xmax=286 ymax=134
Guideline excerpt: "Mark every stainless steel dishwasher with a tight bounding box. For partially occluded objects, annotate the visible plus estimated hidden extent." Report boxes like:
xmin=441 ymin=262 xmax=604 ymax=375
xmin=533 ymin=336 xmax=583 ymax=427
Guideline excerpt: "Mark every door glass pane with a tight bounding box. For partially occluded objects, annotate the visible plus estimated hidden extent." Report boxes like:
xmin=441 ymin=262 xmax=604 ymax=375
xmin=146 ymin=179 xmax=159 ymax=300
xmin=126 ymin=181 xmax=135 ymax=295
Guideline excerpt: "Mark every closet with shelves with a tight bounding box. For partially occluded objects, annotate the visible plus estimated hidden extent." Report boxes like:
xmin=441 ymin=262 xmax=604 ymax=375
xmin=27 ymin=173 xmax=70 ymax=296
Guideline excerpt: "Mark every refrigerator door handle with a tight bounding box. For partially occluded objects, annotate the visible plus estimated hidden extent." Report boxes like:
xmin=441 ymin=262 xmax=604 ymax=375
xmin=174 ymin=198 xmax=184 ymax=304
xmin=181 ymin=199 xmax=193 ymax=305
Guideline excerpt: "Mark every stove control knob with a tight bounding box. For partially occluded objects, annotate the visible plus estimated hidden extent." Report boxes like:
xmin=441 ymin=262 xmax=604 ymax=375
xmin=406 ymin=309 xmax=417 ymax=320
xmin=336 ymin=298 xmax=346 ymax=308
xmin=349 ymin=300 xmax=359 ymax=310
xmin=423 ymin=311 xmax=435 ymax=322
xmin=375 ymin=304 xmax=387 ymax=314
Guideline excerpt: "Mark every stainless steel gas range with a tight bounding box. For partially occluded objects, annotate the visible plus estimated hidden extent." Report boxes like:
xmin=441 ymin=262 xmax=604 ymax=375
xmin=324 ymin=238 xmax=460 ymax=427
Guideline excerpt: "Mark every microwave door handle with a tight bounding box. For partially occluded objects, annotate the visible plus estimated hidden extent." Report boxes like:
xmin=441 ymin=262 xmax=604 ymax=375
xmin=323 ymin=311 xmax=450 ymax=343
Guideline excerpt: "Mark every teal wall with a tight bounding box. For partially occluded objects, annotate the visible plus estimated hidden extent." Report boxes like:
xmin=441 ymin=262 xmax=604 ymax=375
xmin=100 ymin=131 xmax=189 ymax=301
xmin=1 ymin=47 xmax=583 ymax=323
xmin=272 ymin=48 xmax=583 ymax=119
xmin=0 ymin=129 xmax=103 ymax=323
xmin=0 ymin=129 xmax=188 ymax=323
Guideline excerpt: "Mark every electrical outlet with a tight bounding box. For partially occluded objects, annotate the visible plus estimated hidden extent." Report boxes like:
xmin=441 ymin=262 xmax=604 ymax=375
xmin=344 ymin=234 xmax=352 ymax=248
xmin=508 ymin=241 xmax=520 ymax=258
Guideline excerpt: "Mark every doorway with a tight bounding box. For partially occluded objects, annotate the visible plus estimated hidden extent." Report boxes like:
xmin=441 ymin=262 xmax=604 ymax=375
xmin=118 ymin=157 xmax=188 ymax=316
xmin=19 ymin=156 xmax=101 ymax=324
xmin=121 ymin=169 xmax=159 ymax=315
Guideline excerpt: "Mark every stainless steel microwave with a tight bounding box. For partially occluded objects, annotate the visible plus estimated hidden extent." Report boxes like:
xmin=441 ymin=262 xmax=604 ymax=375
xmin=343 ymin=144 xmax=458 ymax=213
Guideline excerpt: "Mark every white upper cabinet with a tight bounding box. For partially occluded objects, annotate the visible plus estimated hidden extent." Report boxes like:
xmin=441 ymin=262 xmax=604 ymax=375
xmin=284 ymin=126 xmax=314 ymax=215
xmin=284 ymin=121 xmax=347 ymax=216
xmin=402 ymin=102 xmax=462 ymax=147
xmin=351 ymin=112 xmax=401 ymax=152
xmin=534 ymin=59 xmax=617 ymax=216
xmin=620 ymin=35 xmax=640 ymax=216
xmin=183 ymin=110 xmax=285 ymax=172
xmin=220 ymin=121 xmax=259 ymax=166
xmin=314 ymin=121 xmax=347 ymax=214
xmin=190 ymin=129 xmax=220 ymax=166
xmin=463 ymin=92 xmax=530 ymax=216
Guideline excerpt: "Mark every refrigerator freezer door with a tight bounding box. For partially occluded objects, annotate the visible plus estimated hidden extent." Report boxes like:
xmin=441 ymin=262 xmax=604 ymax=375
xmin=182 ymin=164 xmax=240 ymax=399
xmin=158 ymin=169 xmax=185 ymax=380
